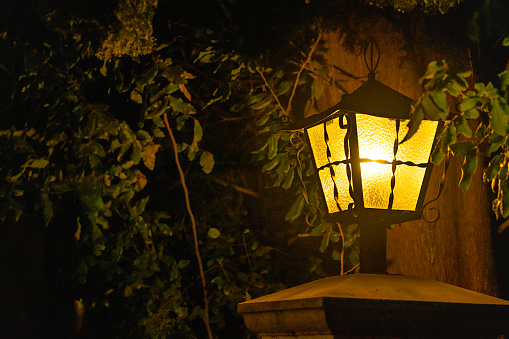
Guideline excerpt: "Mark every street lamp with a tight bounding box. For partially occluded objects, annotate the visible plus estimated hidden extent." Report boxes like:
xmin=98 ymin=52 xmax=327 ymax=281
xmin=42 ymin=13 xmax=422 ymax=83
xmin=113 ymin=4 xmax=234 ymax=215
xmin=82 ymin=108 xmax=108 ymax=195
xmin=299 ymin=40 xmax=438 ymax=273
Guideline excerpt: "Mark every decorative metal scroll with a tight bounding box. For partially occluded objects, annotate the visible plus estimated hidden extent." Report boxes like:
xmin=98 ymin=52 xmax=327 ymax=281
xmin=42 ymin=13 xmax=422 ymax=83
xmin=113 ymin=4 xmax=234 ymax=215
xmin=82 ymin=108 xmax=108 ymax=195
xmin=364 ymin=39 xmax=380 ymax=75
xmin=421 ymin=148 xmax=450 ymax=223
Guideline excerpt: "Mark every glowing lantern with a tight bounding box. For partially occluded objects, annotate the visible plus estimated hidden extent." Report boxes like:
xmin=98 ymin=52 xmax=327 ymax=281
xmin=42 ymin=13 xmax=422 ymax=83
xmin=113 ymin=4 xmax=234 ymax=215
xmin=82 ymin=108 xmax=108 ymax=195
xmin=304 ymin=76 xmax=438 ymax=226
xmin=299 ymin=42 xmax=439 ymax=273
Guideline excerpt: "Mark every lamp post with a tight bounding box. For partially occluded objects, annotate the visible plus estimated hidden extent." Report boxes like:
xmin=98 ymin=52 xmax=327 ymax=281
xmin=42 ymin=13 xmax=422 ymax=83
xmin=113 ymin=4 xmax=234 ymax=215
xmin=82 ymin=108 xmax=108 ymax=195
xmin=238 ymin=41 xmax=509 ymax=338
xmin=301 ymin=41 xmax=438 ymax=273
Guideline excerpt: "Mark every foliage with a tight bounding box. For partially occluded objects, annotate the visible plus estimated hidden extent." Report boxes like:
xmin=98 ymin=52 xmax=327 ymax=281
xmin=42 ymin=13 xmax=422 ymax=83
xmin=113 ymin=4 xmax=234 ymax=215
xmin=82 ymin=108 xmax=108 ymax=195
xmin=406 ymin=55 xmax=509 ymax=218
xmin=364 ymin=0 xmax=464 ymax=14
xmin=0 ymin=0 xmax=341 ymax=337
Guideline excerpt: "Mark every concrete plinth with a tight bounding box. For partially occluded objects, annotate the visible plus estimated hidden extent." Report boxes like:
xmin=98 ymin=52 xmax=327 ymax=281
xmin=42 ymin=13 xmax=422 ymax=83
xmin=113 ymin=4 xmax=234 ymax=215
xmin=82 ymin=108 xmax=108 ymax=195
xmin=237 ymin=274 xmax=509 ymax=338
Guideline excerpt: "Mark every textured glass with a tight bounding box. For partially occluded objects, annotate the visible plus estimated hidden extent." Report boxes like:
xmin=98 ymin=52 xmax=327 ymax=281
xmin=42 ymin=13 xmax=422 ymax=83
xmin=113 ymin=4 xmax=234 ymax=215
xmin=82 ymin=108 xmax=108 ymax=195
xmin=307 ymin=115 xmax=353 ymax=214
xmin=306 ymin=116 xmax=347 ymax=169
xmin=357 ymin=114 xmax=396 ymax=163
xmin=318 ymin=165 xmax=352 ymax=213
xmin=392 ymin=165 xmax=427 ymax=210
xmin=357 ymin=114 xmax=396 ymax=209
xmin=361 ymin=162 xmax=393 ymax=209
xmin=398 ymin=120 xmax=438 ymax=163
xmin=318 ymin=168 xmax=340 ymax=213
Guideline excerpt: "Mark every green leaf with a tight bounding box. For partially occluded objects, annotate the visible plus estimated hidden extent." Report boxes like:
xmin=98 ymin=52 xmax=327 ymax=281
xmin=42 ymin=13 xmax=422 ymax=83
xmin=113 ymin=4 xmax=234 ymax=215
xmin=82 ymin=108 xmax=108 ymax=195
xmin=143 ymin=143 xmax=161 ymax=170
xmin=247 ymin=92 xmax=265 ymax=105
xmin=503 ymin=37 xmax=509 ymax=46
xmin=277 ymin=81 xmax=290 ymax=95
xmin=464 ymin=108 xmax=479 ymax=119
xmin=285 ymin=195 xmax=304 ymax=221
xmin=261 ymin=154 xmax=282 ymax=172
xmin=267 ymin=134 xmax=278 ymax=160
xmin=252 ymin=96 xmax=273 ymax=110
xmin=319 ymin=233 xmax=329 ymax=253
xmin=311 ymin=79 xmax=325 ymax=100
xmin=499 ymin=70 xmax=509 ymax=91
xmin=449 ymin=141 xmax=475 ymax=157
xmin=208 ymin=227 xmax=220 ymax=239
xmin=136 ymin=130 xmax=151 ymax=141
xmin=193 ymin=119 xmax=203 ymax=143
xmin=428 ymin=90 xmax=448 ymax=117
xmin=199 ymin=151 xmax=214 ymax=174
xmin=455 ymin=116 xmax=472 ymax=138
xmin=178 ymin=260 xmax=190 ymax=268
xmin=484 ymin=154 xmax=503 ymax=181
xmin=100 ymin=63 xmax=107 ymax=77
xmin=130 ymin=90 xmax=143 ymax=104
xmin=401 ymin=104 xmax=424 ymax=143
xmin=442 ymin=125 xmax=457 ymax=147
xmin=488 ymin=133 xmax=506 ymax=155
xmin=282 ymin=168 xmax=294 ymax=190
xmin=431 ymin=146 xmax=446 ymax=165
xmin=26 ymin=158 xmax=49 ymax=168
xmin=489 ymin=98 xmax=509 ymax=136
xmin=459 ymin=96 xmax=479 ymax=112
xmin=457 ymin=70 xmax=472 ymax=79
xmin=459 ymin=149 xmax=478 ymax=192
xmin=503 ymin=186 xmax=509 ymax=218
xmin=176 ymin=113 xmax=189 ymax=131
xmin=42 ymin=195 xmax=53 ymax=227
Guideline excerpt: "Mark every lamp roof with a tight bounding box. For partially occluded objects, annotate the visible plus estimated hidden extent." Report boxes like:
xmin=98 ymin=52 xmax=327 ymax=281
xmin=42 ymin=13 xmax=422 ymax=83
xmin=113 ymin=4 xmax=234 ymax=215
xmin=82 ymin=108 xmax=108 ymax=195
xmin=294 ymin=76 xmax=414 ymax=129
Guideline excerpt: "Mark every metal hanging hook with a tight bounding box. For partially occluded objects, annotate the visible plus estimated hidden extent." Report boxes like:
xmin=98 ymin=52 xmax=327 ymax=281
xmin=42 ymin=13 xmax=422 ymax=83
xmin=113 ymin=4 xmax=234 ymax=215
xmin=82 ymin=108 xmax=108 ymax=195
xmin=363 ymin=39 xmax=380 ymax=76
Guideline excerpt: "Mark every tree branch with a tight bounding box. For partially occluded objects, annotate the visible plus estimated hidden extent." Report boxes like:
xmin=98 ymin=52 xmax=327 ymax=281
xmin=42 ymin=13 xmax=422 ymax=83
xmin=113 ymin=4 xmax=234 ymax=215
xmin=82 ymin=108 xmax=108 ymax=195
xmin=163 ymin=113 xmax=213 ymax=339
xmin=286 ymin=28 xmax=323 ymax=116
xmin=256 ymin=68 xmax=289 ymax=116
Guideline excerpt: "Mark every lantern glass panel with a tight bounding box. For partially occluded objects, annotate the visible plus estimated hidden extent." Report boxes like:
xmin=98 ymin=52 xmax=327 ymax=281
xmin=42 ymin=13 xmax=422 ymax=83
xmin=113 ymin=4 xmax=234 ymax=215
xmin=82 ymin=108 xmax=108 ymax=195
xmin=307 ymin=116 xmax=353 ymax=213
xmin=357 ymin=114 xmax=397 ymax=209
xmin=307 ymin=116 xmax=347 ymax=168
xmin=392 ymin=119 xmax=438 ymax=210
xmin=356 ymin=114 xmax=438 ymax=211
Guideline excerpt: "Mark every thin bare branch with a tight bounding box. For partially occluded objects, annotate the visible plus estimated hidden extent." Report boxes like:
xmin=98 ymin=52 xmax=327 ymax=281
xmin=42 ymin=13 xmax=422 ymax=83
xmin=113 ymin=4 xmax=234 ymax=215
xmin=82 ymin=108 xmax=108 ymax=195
xmin=287 ymin=28 xmax=323 ymax=116
xmin=257 ymin=68 xmax=289 ymax=116
xmin=163 ymin=113 xmax=213 ymax=339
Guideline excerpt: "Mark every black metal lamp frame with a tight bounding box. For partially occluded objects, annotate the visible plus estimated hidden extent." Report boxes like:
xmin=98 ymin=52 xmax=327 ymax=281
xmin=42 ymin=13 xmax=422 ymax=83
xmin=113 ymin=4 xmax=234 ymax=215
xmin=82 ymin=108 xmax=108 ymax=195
xmin=295 ymin=41 xmax=441 ymax=274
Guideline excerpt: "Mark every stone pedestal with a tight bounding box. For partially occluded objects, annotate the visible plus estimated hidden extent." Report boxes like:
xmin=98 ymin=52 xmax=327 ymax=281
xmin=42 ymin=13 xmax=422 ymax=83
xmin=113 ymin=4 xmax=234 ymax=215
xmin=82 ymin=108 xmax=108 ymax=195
xmin=238 ymin=274 xmax=509 ymax=338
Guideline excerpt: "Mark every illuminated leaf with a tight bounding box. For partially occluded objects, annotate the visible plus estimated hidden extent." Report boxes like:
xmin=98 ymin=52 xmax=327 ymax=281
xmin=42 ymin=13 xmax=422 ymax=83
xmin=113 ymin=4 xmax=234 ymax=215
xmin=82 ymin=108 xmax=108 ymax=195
xmin=285 ymin=194 xmax=304 ymax=221
xmin=207 ymin=227 xmax=220 ymax=239
xmin=459 ymin=149 xmax=478 ymax=192
xmin=130 ymin=90 xmax=143 ymax=104
xmin=489 ymin=98 xmax=509 ymax=136
xmin=431 ymin=146 xmax=446 ymax=165
xmin=484 ymin=154 xmax=502 ymax=181
xmin=401 ymin=103 xmax=423 ymax=143
xmin=455 ymin=116 xmax=472 ymax=138
xmin=282 ymin=168 xmax=294 ymax=189
xmin=26 ymin=158 xmax=49 ymax=168
xmin=459 ymin=96 xmax=479 ymax=112
xmin=199 ymin=151 xmax=214 ymax=174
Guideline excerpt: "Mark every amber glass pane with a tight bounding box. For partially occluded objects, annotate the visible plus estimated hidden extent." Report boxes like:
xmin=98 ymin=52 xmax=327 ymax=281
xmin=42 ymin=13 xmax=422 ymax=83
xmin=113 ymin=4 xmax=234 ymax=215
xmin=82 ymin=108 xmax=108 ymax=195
xmin=306 ymin=116 xmax=347 ymax=169
xmin=392 ymin=165 xmax=427 ymax=210
xmin=357 ymin=114 xmax=396 ymax=209
xmin=307 ymin=116 xmax=353 ymax=213
xmin=398 ymin=120 xmax=438 ymax=163
xmin=392 ymin=119 xmax=438 ymax=210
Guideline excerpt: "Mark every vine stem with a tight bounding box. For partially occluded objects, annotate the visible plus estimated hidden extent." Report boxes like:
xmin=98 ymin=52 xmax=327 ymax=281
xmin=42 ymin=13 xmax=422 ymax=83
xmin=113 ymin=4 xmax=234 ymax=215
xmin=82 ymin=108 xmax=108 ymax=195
xmin=336 ymin=222 xmax=345 ymax=275
xmin=163 ymin=113 xmax=213 ymax=339
xmin=286 ymin=27 xmax=323 ymax=116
